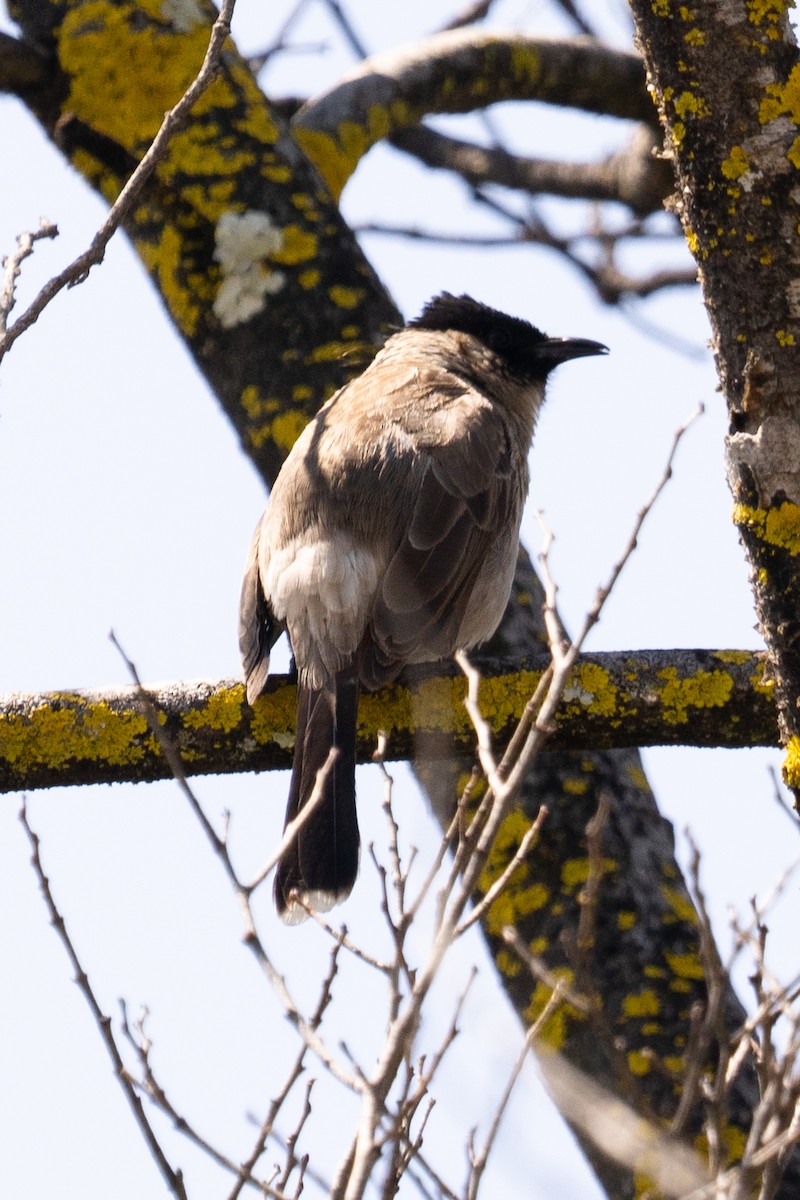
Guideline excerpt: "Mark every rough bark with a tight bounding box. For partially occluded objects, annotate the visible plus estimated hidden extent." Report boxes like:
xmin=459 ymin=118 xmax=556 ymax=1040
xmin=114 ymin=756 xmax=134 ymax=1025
xmin=628 ymin=0 xmax=800 ymax=803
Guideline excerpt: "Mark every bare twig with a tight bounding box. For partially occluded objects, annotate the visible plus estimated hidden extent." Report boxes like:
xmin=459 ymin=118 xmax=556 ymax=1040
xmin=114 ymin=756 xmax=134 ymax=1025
xmin=19 ymin=800 xmax=189 ymax=1200
xmin=0 ymin=221 xmax=58 ymax=334
xmin=108 ymin=631 xmax=362 ymax=1094
xmin=465 ymin=1022 xmax=537 ymax=1200
xmin=438 ymin=0 xmax=495 ymax=32
xmin=119 ymin=1002 xmax=276 ymax=1190
xmin=539 ymin=1051 xmax=709 ymax=1196
xmin=500 ymin=402 xmax=704 ymax=800
xmin=767 ymin=763 xmax=800 ymax=832
xmin=502 ymin=927 xmax=595 ymax=1018
xmin=455 ymin=804 xmax=548 ymax=935
xmin=450 ymin=410 xmax=702 ymax=854
xmin=229 ymin=942 xmax=342 ymax=1200
xmin=0 ymin=0 xmax=236 ymax=362
xmin=574 ymin=790 xmax=612 ymax=987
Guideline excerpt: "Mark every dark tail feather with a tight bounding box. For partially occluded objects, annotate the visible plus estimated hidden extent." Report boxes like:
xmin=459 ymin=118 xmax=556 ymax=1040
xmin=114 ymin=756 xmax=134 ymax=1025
xmin=274 ymin=669 xmax=360 ymax=923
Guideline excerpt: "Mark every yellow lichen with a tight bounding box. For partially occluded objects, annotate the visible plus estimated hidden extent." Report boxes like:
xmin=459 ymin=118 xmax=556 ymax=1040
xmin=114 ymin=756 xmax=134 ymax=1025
xmin=658 ymin=667 xmax=733 ymax=725
xmin=562 ymin=776 xmax=590 ymax=796
xmin=182 ymin=688 xmax=243 ymax=734
xmin=495 ymin=948 xmax=522 ymax=978
xmin=293 ymin=128 xmax=354 ymax=200
xmin=714 ymin=650 xmax=752 ymax=665
xmin=509 ymin=43 xmax=542 ymax=86
xmin=561 ymin=857 xmax=616 ymax=889
xmin=674 ymin=90 xmax=711 ymax=119
xmin=782 ymin=735 xmax=800 ymax=789
xmin=58 ymin=0 xmax=208 ymax=148
xmin=760 ymin=63 xmax=800 ymax=133
xmin=664 ymin=949 xmax=705 ymax=980
xmin=627 ymin=762 xmax=650 ymax=791
xmin=270 ymin=225 xmax=318 ymax=265
xmin=260 ymin=410 xmax=309 ymax=454
xmin=328 ymin=285 xmax=364 ymax=309
xmin=663 ymin=1054 xmax=686 ymax=1073
xmin=137 ymin=222 xmax=205 ymax=337
xmin=622 ymin=989 xmax=661 ymax=1018
xmin=721 ymin=146 xmax=750 ymax=180
xmin=627 ymin=1049 xmax=652 ymax=1076
xmin=308 ymin=340 xmax=368 ymax=363
xmin=483 ymin=879 xmax=551 ymax=937
xmin=661 ymin=883 xmax=699 ymax=925
xmin=248 ymin=683 xmax=296 ymax=748
xmin=733 ymin=500 xmax=800 ymax=554
xmin=747 ymin=0 xmax=789 ymax=39
xmin=523 ymin=970 xmax=578 ymax=1051
xmin=570 ymin=661 xmax=618 ymax=717
xmin=0 ymin=697 xmax=152 ymax=774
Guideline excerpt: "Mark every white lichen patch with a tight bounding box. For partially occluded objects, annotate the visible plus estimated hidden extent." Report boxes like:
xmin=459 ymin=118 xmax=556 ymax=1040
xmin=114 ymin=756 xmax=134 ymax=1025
xmin=561 ymin=682 xmax=596 ymax=707
xmin=213 ymin=210 xmax=286 ymax=330
xmin=161 ymin=0 xmax=204 ymax=32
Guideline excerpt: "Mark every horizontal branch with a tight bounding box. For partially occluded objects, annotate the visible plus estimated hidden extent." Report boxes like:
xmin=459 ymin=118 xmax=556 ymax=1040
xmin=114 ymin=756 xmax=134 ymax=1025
xmin=0 ymin=649 xmax=775 ymax=794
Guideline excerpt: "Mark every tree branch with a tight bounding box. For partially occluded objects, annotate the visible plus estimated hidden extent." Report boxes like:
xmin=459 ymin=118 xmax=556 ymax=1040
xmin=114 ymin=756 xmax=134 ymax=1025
xmin=292 ymin=31 xmax=653 ymax=197
xmin=0 ymin=648 xmax=776 ymax=793
xmin=391 ymin=122 xmax=673 ymax=216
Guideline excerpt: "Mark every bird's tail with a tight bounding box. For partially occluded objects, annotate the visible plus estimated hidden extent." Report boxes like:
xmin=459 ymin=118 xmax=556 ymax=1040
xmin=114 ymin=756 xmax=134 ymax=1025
xmin=274 ymin=668 xmax=360 ymax=923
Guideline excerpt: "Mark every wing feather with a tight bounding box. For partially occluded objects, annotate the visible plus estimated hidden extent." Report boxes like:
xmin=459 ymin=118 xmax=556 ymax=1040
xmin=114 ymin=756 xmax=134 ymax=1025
xmin=361 ymin=384 xmax=520 ymax=685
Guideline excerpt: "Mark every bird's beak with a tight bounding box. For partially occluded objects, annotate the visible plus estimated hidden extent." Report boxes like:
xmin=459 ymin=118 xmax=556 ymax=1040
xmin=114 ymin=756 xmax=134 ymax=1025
xmin=539 ymin=337 xmax=610 ymax=365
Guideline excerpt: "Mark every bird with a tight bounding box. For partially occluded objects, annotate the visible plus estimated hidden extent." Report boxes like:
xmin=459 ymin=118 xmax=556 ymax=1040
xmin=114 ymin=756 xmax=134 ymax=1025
xmin=239 ymin=292 xmax=608 ymax=923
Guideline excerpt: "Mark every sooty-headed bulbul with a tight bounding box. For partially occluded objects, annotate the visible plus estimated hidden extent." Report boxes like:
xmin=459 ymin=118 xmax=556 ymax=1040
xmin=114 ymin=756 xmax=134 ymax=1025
xmin=239 ymin=293 xmax=607 ymax=923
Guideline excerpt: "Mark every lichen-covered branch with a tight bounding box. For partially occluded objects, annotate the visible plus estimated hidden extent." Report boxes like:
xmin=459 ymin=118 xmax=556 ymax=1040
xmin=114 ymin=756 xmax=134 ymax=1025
xmin=292 ymin=30 xmax=654 ymax=198
xmin=5 ymin=0 xmax=398 ymax=482
xmin=0 ymin=647 xmax=776 ymax=793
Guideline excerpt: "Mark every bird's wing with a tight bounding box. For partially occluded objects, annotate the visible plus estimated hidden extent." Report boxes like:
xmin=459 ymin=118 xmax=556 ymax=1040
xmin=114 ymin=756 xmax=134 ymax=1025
xmin=363 ymin=383 xmax=520 ymax=686
xmin=239 ymin=514 xmax=286 ymax=703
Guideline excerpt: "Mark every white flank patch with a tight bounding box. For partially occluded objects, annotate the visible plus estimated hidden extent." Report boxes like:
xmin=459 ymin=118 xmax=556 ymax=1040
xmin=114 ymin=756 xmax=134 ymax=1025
xmin=265 ymin=533 xmax=380 ymax=687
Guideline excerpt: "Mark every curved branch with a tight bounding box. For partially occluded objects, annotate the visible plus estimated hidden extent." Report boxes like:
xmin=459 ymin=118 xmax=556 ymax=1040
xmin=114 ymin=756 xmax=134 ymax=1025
xmin=292 ymin=31 xmax=653 ymax=197
xmin=7 ymin=0 xmax=399 ymax=483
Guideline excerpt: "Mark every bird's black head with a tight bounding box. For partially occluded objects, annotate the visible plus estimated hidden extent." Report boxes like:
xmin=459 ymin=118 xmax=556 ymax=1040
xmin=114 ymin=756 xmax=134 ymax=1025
xmin=409 ymin=292 xmax=608 ymax=380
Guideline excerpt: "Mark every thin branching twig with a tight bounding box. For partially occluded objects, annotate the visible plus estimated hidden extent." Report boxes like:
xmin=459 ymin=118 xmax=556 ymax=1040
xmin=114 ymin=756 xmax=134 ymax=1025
xmin=0 ymin=220 xmax=58 ymax=334
xmin=0 ymin=0 xmax=236 ymax=362
xmin=19 ymin=801 xmax=189 ymax=1200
